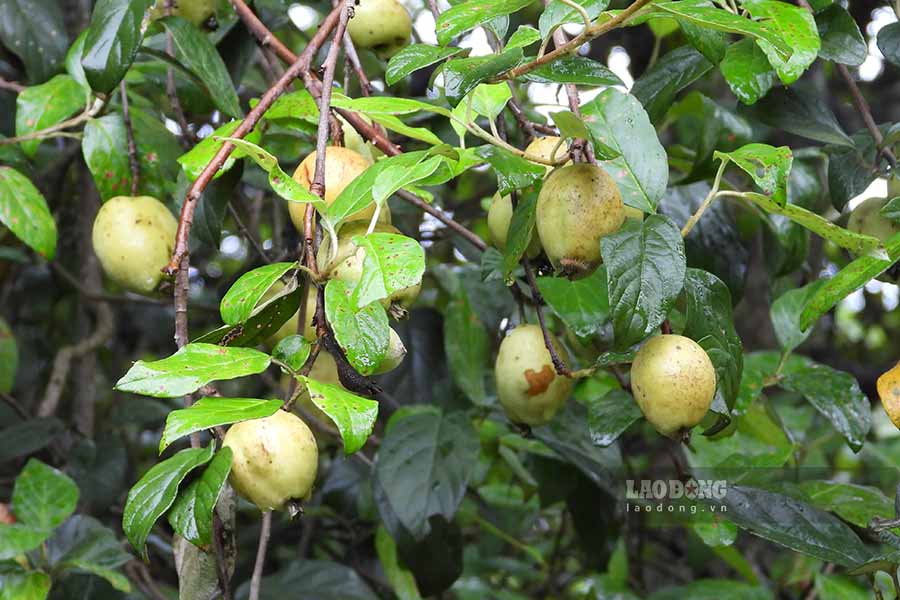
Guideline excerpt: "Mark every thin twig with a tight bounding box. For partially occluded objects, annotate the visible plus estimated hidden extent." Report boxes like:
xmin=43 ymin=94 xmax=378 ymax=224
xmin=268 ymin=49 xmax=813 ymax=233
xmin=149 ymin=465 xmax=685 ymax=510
xmin=119 ymin=80 xmax=141 ymax=196
xmin=228 ymin=202 xmax=271 ymax=263
xmin=164 ymin=1 xmax=194 ymax=146
xmin=0 ymin=101 xmax=101 ymax=146
xmin=523 ymin=256 xmax=571 ymax=377
xmin=0 ymin=77 xmax=25 ymax=93
xmin=248 ymin=511 xmax=272 ymax=600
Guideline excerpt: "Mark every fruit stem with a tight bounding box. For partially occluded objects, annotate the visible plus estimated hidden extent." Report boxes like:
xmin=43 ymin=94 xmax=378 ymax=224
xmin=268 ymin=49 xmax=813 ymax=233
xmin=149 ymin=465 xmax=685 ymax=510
xmin=681 ymin=158 xmax=728 ymax=237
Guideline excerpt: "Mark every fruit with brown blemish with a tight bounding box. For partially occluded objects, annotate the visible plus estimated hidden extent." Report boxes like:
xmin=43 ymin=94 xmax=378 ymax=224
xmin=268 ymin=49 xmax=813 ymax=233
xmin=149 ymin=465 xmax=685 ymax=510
xmin=318 ymin=220 xmax=421 ymax=319
xmin=346 ymin=0 xmax=412 ymax=59
xmin=288 ymin=146 xmax=391 ymax=233
xmin=487 ymin=193 xmax=541 ymax=258
xmin=536 ymin=163 xmax=625 ymax=278
xmin=223 ymin=410 xmax=318 ymax=514
xmin=630 ymin=334 xmax=717 ymax=439
xmin=91 ymin=196 xmax=178 ymax=294
xmin=877 ymin=362 xmax=900 ymax=428
xmin=494 ymin=324 xmax=572 ymax=426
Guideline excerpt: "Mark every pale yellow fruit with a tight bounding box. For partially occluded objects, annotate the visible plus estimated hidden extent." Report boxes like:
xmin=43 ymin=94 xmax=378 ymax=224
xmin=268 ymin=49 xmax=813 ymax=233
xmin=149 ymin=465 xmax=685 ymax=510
xmin=373 ymin=328 xmax=406 ymax=374
xmin=319 ymin=221 xmax=421 ymax=319
xmin=223 ymin=410 xmax=318 ymax=513
xmin=847 ymin=196 xmax=900 ymax=243
xmin=150 ymin=0 xmax=216 ymax=26
xmin=495 ymin=324 xmax=572 ymax=426
xmin=91 ymin=196 xmax=177 ymax=294
xmin=624 ymin=205 xmax=644 ymax=222
xmin=347 ymin=0 xmax=412 ymax=59
xmin=525 ymin=136 xmax=567 ymax=167
xmin=877 ymin=362 xmax=900 ymax=429
xmin=630 ymin=335 xmax=716 ymax=438
xmin=265 ymin=282 xmax=318 ymax=348
xmin=487 ymin=193 xmax=541 ymax=258
xmin=536 ymin=164 xmax=625 ymax=278
xmin=288 ymin=147 xmax=390 ymax=232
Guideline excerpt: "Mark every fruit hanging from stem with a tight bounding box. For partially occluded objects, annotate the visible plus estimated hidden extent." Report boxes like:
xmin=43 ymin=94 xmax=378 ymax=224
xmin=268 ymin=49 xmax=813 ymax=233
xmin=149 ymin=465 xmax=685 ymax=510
xmin=347 ymin=0 xmax=412 ymax=59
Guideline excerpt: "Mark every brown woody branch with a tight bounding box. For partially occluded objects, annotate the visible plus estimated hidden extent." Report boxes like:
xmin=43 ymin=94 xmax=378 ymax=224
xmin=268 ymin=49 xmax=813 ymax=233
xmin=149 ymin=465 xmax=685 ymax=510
xmin=119 ymin=80 xmax=141 ymax=196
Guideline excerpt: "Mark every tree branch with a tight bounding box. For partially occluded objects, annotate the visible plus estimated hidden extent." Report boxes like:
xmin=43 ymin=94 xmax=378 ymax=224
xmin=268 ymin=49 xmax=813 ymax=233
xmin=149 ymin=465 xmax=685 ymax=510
xmin=248 ymin=511 xmax=272 ymax=600
xmin=119 ymin=80 xmax=141 ymax=196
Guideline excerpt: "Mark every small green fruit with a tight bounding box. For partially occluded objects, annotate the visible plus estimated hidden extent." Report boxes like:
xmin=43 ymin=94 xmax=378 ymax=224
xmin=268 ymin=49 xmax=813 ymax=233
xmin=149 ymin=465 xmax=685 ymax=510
xmin=373 ymin=328 xmax=406 ymax=374
xmin=494 ymin=324 xmax=572 ymax=426
xmin=289 ymin=146 xmax=390 ymax=232
xmin=223 ymin=410 xmax=318 ymax=513
xmin=630 ymin=334 xmax=716 ymax=439
xmin=487 ymin=193 xmax=541 ymax=258
xmin=319 ymin=221 xmax=421 ymax=319
xmin=536 ymin=163 xmax=625 ymax=278
xmin=150 ymin=0 xmax=216 ymax=26
xmin=847 ymin=196 xmax=900 ymax=243
xmin=347 ymin=0 xmax=412 ymax=59
xmin=91 ymin=196 xmax=177 ymax=294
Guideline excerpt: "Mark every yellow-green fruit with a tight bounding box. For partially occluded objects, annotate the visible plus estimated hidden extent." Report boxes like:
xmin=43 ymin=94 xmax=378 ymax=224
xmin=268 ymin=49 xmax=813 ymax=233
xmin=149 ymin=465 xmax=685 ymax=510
xmin=91 ymin=196 xmax=177 ymax=294
xmin=373 ymin=328 xmax=406 ymax=374
xmin=630 ymin=334 xmax=716 ymax=439
xmin=624 ymin=205 xmax=644 ymax=222
xmin=487 ymin=193 xmax=541 ymax=258
xmin=536 ymin=164 xmax=625 ymax=278
xmin=265 ymin=283 xmax=318 ymax=348
xmin=525 ymin=136 xmax=567 ymax=168
xmin=339 ymin=114 xmax=376 ymax=164
xmin=150 ymin=0 xmax=216 ymax=26
xmin=223 ymin=410 xmax=318 ymax=513
xmin=848 ymin=196 xmax=900 ymax=243
xmin=319 ymin=221 xmax=421 ymax=318
xmin=494 ymin=324 xmax=572 ymax=426
xmin=288 ymin=147 xmax=390 ymax=232
xmin=347 ymin=0 xmax=412 ymax=59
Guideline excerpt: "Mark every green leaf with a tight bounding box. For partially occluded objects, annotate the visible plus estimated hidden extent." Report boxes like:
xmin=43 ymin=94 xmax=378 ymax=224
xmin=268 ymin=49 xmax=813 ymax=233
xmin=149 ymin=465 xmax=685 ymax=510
xmin=272 ymin=336 xmax=312 ymax=372
xmin=435 ymin=0 xmax=533 ymax=46
xmin=194 ymin=285 xmax=302 ymax=348
xmin=742 ymin=86 xmax=853 ymax=146
xmin=375 ymin=527 xmax=422 ymax=600
xmin=168 ymin=447 xmax=232 ymax=548
xmin=354 ymin=233 xmax=426 ymax=309
xmin=46 ymin=515 xmax=133 ymax=592
xmin=122 ymin=444 xmax=215 ymax=557
xmin=0 ymin=563 xmax=51 ymax=600
xmin=177 ymin=120 xmax=262 ymax=181
xmin=476 ymin=146 xmax=545 ymax=195
xmin=129 ymin=105 xmax=182 ymax=200
xmin=631 ymin=46 xmax=713 ymax=123
xmin=0 ymin=417 xmax=64 ymax=464
xmin=325 ymin=279 xmax=390 ymax=376
xmin=780 ymin=362 xmax=870 ymax=452
xmin=367 ymin=113 xmax=444 ymax=146
xmin=241 ymin=560 xmax=378 ymax=600
xmin=800 ymin=481 xmax=893 ymax=529
xmin=115 ymin=343 xmax=272 ymax=398
xmin=303 ymin=378 xmax=379 ymax=455
xmin=443 ymin=48 xmax=523 ymax=105
xmin=877 ymin=22 xmax=900 ymax=67
xmin=468 ymin=82 xmax=512 ymax=121
xmin=539 ymin=0 xmax=610 ymax=39
xmin=160 ymin=397 xmax=282 ymax=453
xmin=82 ymin=115 xmax=133 ymax=200
xmin=522 ymin=56 xmax=623 ymax=87
xmin=65 ymin=31 xmax=90 ymax=90
xmin=720 ymin=485 xmax=872 ymax=566
xmin=716 ymin=143 xmax=792 ymax=205
xmin=12 ymin=459 xmax=78 ymax=531
xmin=550 ymin=109 xmax=591 ymax=141
xmin=770 ymin=280 xmax=823 ymax=353
xmin=587 ymin=389 xmax=642 ymax=446
xmin=681 ymin=269 xmax=743 ymax=413
xmin=216 ymin=137 xmax=324 ymax=209
xmin=507 ymin=25 xmax=541 ymax=49
xmin=158 ymin=16 xmax=242 ymax=118
xmin=443 ymin=293 xmax=490 ymax=406
xmin=15 ymin=74 xmax=85 ymax=157
xmin=371 ymin=156 xmax=444 ymax=206
xmin=0 ymin=167 xmax=57 ymax=259
xmin=81 ymin=0 xmax=155 ymax=94
xmin=386 ymin=44 xmax=465 ymax=85
xmin=601 ymin=216 xmax=686 ymax=349
xmin=719 ymin=38 xmax=777 ymax=105
xmin=648 ymin=579 xmax=772 ymax=600
xmin=0 ymin=524 xmax=51 ymax=561
xmin=501 ymin=193 xmax=537 ymax=279
xmin=815 ymin=4 xmax=866 ymax=66
xmin=332 ymin=94 xmax=450 ymax=116
xmin=581 ymin=89 xmax=668 ymax=213
xmin=0 ymin=0 xmax=68 ymax=84
xmin=743 ymin=0 xmax=820 ymax=85
xmin=536 ymin=265 xmax=609 ymax=337
xmin=373 ymin=409 xmax=479 ymax=539
xmin=220 ymin=262 xmax=296 ymax=326
xmin=882 ymin=196 xmax=900 ymax=224
xmin=0 ymin=318 xmax=18 ymax=394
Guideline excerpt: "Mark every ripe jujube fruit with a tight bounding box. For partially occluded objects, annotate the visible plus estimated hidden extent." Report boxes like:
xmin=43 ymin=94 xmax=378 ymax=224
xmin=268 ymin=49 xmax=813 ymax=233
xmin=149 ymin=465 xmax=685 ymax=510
xmin=318 ymin=221 xmax=421 ymax=319
xmin=494 ymin=324 xmax=572 ymax=426
xmin=525 ymin=136 xmax=567 ymax=167
xmin=536 ymin=163 xmax=625 ymax=278
xmin=630 ymin=334 xmax=716 ymax=439
xmin=91 ymin=196 xmax=177 ymax=295
xmin=347 ymin=0 xmax=412 ymax=59
xmin=288 ymin=146 xmax=391 ymax=233
xmin=223 ymin=410 xmax=318 ymax=514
